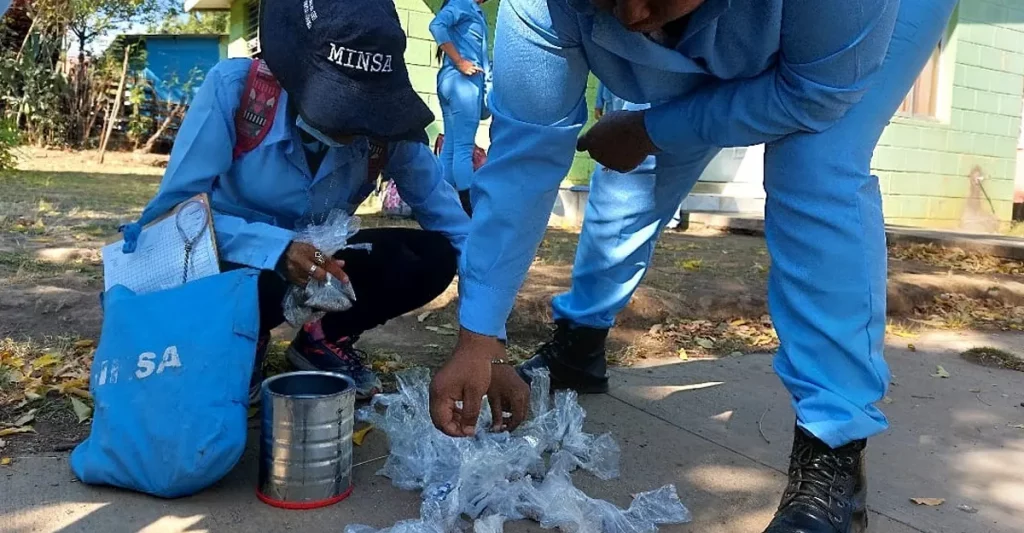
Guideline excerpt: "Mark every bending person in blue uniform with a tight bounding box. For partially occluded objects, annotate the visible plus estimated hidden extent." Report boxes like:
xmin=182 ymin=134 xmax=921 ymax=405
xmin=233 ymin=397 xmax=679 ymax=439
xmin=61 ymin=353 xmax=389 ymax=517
xmin=429 ymin=0 xmax=956 ymax=531
xmin=136 ymin=0 xmax=470 ymax=402
xmin=430 ymin=0 xmax=490 ymax=215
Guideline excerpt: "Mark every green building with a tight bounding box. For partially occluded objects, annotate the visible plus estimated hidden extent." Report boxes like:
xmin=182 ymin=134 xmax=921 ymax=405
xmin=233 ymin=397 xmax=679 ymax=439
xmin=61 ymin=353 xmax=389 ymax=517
xmin=185 ymin=0 xmax=1024 ymax=230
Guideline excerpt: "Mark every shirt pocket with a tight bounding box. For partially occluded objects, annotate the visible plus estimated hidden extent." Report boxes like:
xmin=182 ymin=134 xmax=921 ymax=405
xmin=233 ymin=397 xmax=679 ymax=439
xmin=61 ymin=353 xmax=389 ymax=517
xmin=211 ymin=200 xmax=279 ymax=227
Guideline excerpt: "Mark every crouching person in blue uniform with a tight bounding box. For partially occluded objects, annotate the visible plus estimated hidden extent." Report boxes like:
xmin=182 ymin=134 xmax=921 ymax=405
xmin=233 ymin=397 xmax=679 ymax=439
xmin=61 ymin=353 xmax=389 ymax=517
xmin=428 ymin=0 xmax=957 ymax=531
xmin=135 ymin=0 xmax=470 ymax=401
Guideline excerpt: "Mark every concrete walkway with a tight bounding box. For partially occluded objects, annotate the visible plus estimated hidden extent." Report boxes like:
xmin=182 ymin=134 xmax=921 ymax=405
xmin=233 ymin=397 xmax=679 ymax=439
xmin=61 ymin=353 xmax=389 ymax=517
xmin=2 ymin=332 xmax=1022 ymax=533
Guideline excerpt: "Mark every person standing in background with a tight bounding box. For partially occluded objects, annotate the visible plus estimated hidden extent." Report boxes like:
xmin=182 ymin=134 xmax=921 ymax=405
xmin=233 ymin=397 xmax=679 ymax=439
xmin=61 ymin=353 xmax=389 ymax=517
xmin=430 ymin=0 xmax=490 ymax=216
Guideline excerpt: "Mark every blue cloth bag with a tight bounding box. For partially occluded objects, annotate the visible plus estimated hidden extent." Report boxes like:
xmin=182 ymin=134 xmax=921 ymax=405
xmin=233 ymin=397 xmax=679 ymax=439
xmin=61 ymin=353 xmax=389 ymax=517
xmin=71 ymin=268 xmax=260 ymax=498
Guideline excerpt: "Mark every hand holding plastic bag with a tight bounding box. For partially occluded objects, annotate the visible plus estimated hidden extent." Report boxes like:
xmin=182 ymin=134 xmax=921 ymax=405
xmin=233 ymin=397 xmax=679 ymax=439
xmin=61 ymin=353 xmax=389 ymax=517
xmin=283 ymin=210 xmax=369 ymax=326
xmin=348 ymin=368 xmax=691 ymax=533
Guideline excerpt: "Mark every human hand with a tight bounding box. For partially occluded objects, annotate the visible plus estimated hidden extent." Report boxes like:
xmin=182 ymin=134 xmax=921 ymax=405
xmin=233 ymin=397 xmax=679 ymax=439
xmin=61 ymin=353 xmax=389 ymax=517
xmin=486 ymin=363 xmax=530 ymax=432
xmin=430 ymin=329 xmax=526 ymax=436
xmin=456 ymin=59 xmax=483 ymax=77
xmin=283 ymin=241 xmax=347 ymax=286
xmin=577 ymin=110 xmax=658 ymax=173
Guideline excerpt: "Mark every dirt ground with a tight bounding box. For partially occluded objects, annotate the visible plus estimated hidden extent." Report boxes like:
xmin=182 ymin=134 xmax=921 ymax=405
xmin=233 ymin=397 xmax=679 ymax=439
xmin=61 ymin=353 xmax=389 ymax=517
xmin=3 ymin=148 xmax=1024 ymax=457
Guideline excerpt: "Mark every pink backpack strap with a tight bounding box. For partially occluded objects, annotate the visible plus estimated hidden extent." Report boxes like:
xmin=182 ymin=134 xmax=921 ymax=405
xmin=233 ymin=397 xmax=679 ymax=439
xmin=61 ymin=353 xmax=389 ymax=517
xmin=233 ymin=59 xmax=282 ymax=160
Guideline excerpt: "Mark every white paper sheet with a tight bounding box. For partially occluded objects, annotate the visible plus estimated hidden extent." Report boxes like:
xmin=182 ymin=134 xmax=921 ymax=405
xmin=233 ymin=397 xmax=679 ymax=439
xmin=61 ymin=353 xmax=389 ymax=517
xmin=102 ymin=196 xmax=219 ymax=295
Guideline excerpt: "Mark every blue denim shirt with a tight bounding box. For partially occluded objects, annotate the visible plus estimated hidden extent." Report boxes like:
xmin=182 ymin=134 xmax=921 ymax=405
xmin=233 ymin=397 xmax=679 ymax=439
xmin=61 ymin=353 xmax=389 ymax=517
xmin=458 ymin=0 xmax=899 ymax=336
xmin=595 ymin=81 xmax=651 ymax=115
xmin=137 ymin=59 xmax=470 ymax=271
xmin=429 ymin=0 xmax=490 ymax=78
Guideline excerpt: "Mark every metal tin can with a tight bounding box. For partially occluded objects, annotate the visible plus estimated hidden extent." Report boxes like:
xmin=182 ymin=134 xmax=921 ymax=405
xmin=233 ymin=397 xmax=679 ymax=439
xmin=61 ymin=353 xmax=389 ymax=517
xmin=257 ymin=371 xmax=355 ymax=509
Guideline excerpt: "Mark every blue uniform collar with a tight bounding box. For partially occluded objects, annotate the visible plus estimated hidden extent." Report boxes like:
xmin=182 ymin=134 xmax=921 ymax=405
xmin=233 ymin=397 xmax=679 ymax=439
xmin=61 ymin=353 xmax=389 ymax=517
xmin=572 ymin=0 xmax=731 ymax=73
xmin=679 ymin=0 xmax=731 ymax=44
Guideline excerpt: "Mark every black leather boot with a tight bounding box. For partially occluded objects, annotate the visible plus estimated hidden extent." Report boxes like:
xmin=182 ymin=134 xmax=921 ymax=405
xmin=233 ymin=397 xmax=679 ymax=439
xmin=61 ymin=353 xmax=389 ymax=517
xmin=516 ymin=319 xmax=610 ymax=394
xmin=763 ymin=426 xmax=868 ymax=533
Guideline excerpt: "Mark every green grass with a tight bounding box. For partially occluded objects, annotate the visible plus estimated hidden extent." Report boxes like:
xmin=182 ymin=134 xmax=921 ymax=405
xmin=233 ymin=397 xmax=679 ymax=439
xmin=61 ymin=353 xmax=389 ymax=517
xmin=0 ymin=250 xmax=101 ymax=281
xmin=0 ymin=170 xmax=160 ymax=213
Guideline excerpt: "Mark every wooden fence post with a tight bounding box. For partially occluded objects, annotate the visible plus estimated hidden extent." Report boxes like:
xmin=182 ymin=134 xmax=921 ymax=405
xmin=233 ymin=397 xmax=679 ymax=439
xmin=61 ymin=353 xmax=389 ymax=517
xmin=98 ymin=44 xmax=132 ymax=164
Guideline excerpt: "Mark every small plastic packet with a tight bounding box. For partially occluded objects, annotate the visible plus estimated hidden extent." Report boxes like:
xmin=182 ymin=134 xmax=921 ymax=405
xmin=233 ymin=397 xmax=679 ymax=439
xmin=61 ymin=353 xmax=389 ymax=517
xmin=282 ymin=209 xmax=368 ymax=326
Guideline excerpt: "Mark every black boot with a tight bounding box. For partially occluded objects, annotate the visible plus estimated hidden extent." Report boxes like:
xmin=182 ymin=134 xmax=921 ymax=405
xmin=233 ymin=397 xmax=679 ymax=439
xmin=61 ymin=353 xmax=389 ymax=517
xmin=516 ymin=319 xmax=610 ymax=394
xmin=763 ymin=426 xmax=868 ymax=533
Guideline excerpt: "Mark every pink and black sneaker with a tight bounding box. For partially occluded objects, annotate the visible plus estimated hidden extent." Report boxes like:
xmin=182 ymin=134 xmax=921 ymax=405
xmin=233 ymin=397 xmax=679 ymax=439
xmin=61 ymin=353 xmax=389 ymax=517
xmin=286 ymin=321 xmax=382 ymax=400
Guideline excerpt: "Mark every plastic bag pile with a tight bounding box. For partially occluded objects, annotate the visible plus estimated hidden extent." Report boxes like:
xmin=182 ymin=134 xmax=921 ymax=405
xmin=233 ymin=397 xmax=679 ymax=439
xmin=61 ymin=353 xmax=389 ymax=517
xmin=346 ymin=368 xmax=691 ymax=533
xmin=283 ymin=210 xmax=369 ymax=326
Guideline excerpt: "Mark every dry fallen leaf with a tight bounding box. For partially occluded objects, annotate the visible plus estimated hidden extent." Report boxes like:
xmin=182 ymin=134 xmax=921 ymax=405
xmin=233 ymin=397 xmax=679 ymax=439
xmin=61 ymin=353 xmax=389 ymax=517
xmin=883 ymin=396 xmax=894 ymax=404
xmin=73 ymin=339 xmax=96 ymax=349
xmin=425 ymin=326 xmax=456 ymax=336
xmin=31 ymin=353 xmax=62 ymax=369
xmin=13 ymin=409 xmax=37 ymax=427
xmin=681 ymin=259 xmax=703 ymax=272
xmin=908 ymin=344 xmax=916 ymax=352
xmin=416 ymin=312 xmax=431 ymax=323
xmin=440 ymin=323 xmax=456 ymax=330
xmin=932 ymin=365 xmax=950 ymax=379
xmin=677 ymin=348 xmax=688 ymax=361
xmin=0 ymin=439 xmax=6 ymax=451
xmin=353 ymin=425 xmax=374 ymax=446
xmin=0 ymin=426 xmax=36 ymax=437
xmin=696 ymin=338 xmax=714 ymax=349
xmin=65 ymin=387 xmax=91 ymax=400
xmin=957 ymin=504 xmax=978 ymax=514
xmin=0 ymin=457 xmax=11 ymax=466
xmin=424 ymin=344 xmax=440 ymax=349
xmin=1009 ymin=424 xmax=1024 ymax=430
xmin=910 ymin=498 xmax=945 ymax=506
xmin=70 ymin=398 xmax=92 ymax=424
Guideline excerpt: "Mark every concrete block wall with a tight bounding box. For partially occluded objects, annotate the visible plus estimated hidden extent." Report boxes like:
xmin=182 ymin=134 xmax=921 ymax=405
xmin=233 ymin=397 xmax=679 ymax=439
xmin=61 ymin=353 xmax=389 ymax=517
xmin=874 ymin=0 xmax=1024 ymax=229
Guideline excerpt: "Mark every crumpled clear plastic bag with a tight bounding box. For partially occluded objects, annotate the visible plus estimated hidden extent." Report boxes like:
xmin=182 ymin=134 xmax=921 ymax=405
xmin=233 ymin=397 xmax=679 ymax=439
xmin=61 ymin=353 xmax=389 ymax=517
xmin=282 ymin=210 xmax=369 ymax=326
xmin=473 ymin=515 xmax=505 ymax=533
xmin=348 ymin=368 xmax=691 ymax=533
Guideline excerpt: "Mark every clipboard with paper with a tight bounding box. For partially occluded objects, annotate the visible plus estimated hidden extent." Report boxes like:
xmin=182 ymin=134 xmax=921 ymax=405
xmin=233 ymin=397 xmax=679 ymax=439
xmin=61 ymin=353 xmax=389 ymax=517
xmin=102 ymin=194 xmax=220 ymax=295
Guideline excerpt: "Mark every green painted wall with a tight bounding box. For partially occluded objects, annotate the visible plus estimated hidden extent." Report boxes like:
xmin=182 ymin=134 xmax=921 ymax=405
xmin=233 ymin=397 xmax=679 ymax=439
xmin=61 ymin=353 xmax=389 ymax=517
xmin=225 ymin=0 xmax=249 ymax=58
xmin=874 ymin=0 xmax=1024 ymax=228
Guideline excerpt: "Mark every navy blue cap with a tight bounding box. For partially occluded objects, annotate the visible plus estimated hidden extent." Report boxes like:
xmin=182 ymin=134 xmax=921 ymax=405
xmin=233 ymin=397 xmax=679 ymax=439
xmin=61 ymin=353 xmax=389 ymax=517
xmin=259 ymin=0 xmax=434 ymax=140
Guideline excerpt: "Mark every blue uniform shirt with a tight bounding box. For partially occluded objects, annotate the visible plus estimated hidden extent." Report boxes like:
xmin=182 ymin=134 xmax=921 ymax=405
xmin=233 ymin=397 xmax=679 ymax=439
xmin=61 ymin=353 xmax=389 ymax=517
xmin=459 ymin=0 xmax=898 ymax=336
xmin=429 ymin=0 xmax=490 ymax=78
xmin=138 ymin=59 xmax=470 ymax=271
